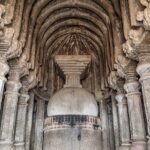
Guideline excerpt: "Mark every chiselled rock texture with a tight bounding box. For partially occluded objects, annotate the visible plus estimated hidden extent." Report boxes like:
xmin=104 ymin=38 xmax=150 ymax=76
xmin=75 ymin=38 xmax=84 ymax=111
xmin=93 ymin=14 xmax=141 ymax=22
xmin=0 ymin=0 xmax=149 ymax=150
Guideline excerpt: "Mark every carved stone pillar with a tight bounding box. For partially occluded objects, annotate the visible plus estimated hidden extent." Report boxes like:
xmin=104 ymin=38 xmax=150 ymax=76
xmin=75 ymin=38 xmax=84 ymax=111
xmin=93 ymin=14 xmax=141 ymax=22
xmin=108 ymin=71 xmax=131 ymax=150
xmin=0 ymin=64 xmax=22 ymax=150
xmin=34 ymin=97 xmax=45 ymax=150
xmin=100 ymin=98 xmax=110 ymax=150
xmin=124 ymin=61 xmax=146 ymax=150
xmin=96 ymin=91 xmax=110 ymax=150
xmin=25 ymin=92 xmax=35 ymax=150
xmin=14 ymin=71 xmax=37 ymax=150
xmin=136 ymin=45 xmax=150 ymax=147
xmin=0 ymin=57 xmax=9 ymax=111
xmin=111 ymin=91 xmax=120 ymax=150
xmin=14 ymin=93 xmax=29 ymax=150
xmin=0 ymin=43 xmax=10 ymax=111
xmin=116 ymin=92 xmax=131 ymax=150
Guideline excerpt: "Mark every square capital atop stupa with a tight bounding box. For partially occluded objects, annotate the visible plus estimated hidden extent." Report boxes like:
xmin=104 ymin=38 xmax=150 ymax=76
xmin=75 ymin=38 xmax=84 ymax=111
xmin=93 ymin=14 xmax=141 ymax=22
xmin=55 ymin=55 xmax=91 ymax=88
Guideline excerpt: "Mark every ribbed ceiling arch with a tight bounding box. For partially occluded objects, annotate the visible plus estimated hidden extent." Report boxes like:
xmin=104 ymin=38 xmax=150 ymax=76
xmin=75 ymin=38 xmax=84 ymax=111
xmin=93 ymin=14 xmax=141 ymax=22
xmin=10 ymin=0 xmax=123 ymax=98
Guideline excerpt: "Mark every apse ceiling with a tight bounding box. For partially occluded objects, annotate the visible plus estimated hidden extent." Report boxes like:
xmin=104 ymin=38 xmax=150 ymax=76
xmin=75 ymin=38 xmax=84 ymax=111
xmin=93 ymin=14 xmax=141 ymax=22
xmin=1 ymin=0 xmax=124 ymax=99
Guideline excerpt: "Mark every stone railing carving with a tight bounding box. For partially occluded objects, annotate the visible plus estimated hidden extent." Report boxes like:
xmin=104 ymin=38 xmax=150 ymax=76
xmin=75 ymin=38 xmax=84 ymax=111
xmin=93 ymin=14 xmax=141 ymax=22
xmin=44 ymin=115 xmax=101 ymax=131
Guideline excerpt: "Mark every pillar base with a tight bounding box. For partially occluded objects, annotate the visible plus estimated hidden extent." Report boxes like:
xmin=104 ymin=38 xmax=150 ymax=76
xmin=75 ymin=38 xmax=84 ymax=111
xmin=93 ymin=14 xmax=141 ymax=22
xmin=119 ymin=143 xmax=131 ymax=150
xmin=0 ymin=140 xmax=14 ymax=150
xmin=14 ymin=142 xmax=25 ymax=150
xmin=130 ymin=141 xmax=146 ymax=150
xmin=147 ymin=138 xmax=150 ymax=150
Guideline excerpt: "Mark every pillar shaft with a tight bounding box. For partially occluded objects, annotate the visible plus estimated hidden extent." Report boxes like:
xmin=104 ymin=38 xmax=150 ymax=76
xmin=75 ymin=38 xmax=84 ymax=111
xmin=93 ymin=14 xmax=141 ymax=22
xmin=14 ymin=94 xmax=29 ymax=150
xmin=34 ymin=98 xmax=45 ymax=150
xmin=0 ymin=58 xmax=9 ymax=111
xmin=25 ymin=92 xmax=34 ymax=150
xmin=124 ymin=80 xmax=146 ymax=150
xmin=111 ymin=92 xmax=120 ymax=150
xmin=116 ymin=93 xmax=130 ymax=150
xmin=136 ymin=46 xmax=150 ymax=147
xmin=100 ymin=99 xmax=110 ymax=150
xmin=0 ymin=65 xmax=22 ymax=150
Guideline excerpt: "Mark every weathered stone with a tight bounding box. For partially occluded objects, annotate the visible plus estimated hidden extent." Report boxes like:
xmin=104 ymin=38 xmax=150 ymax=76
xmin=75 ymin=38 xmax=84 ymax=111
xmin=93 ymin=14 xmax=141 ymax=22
xmin=0 ymin=1 xmax=149 ymax=150
xmin=0 ymin=64 xmax=22 ymax=150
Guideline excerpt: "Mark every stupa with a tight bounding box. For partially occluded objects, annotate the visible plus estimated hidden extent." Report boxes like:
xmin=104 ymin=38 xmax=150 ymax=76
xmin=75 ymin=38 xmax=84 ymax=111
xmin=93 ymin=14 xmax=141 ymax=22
xmin=43 ymin=55 xmax=101 ymax=150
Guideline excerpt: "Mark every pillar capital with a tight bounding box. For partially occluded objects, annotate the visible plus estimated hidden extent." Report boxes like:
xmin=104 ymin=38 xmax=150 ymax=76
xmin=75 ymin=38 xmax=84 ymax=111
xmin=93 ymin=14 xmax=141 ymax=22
xmin=115 ymin=56 xmax=138 ymax=83
xmin=136 ymin=45 xmax=150 ymax=81
xmin=115 ymin=93 xmax=127 ymax=105
xmin=55 ymin=55 xmax=91 ymax=88
xmin=5 ymin=63 xmax=24 ymax=93
xmin=124 ymin=81 xmax=140 ymax=94
xmin=108 ymin=71 xmax=126 ymax=95
xmin=0 ymin=42 xmax=10 ymax=77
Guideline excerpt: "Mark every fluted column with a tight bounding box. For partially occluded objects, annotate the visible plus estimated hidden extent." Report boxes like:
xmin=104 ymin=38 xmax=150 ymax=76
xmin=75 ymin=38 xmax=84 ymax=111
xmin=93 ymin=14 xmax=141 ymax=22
xmin=14 ymin=94 xmax=29 ymax=150
xmin=116 ymin=92 xmax=131 ymax=150
xmin=0 ymin=64 xmax=22 ymax=150
xmin=124 ymin=62 xmax=146 ymax=150
xmin=136 ymin=45 xmax=150 ymax=147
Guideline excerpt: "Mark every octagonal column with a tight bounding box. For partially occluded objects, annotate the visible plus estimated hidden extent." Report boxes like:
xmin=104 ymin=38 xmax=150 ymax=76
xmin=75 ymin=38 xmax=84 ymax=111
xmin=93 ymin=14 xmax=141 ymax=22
xmin=136 ymin=45 xmax=150 ymax=147
xmin=96 ymin=91 xmax=109 ymax=150
xmin=14 ymin=94 xmax=29 ymax=150
xmin=116 ymin=93 xmax=131 ymax=150
xmin=99 ymin=95 xmax=110 ymax=150
xmin=34 ymin=97 xmax=45 ymax=150
xmin=25 ymin=92 xmax=35 ymax=150
xmin=111 ymin=91 xmax=120 ymax=150
xmin=124 ymin=62 xmax=146 ymax=150
xmin=0 ymin=64 xmax=22 ymax=150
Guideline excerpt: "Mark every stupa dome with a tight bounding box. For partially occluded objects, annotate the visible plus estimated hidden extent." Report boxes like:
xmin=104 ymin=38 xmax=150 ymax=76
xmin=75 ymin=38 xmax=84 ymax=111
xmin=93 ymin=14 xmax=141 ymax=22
xmin=47 ymin=87 xmax=98 ymax=116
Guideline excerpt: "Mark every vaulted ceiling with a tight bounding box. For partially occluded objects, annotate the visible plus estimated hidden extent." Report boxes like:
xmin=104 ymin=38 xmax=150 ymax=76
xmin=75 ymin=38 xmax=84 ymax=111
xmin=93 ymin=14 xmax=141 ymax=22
xmin=1 ymin=0 xmax=129 ymax=99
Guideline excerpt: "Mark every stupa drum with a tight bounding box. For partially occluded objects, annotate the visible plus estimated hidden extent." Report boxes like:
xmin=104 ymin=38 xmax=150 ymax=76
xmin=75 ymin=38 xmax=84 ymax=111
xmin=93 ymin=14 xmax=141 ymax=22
xmin=43 ymin=55 xmax=102 ymax=150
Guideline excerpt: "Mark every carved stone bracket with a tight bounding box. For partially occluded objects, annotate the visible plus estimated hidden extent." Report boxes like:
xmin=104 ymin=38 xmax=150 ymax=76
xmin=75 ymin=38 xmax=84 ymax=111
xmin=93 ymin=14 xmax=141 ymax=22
xmin=21 ymin=71 xmax=38 ymax=95
xmin=108 ymin=71 xmax=125 ymax=95
xmin=122 ymin=28 xmax=147 ymax=61
xmin=137 ymin=0 xmax=150 ymax=30
xmin=115 ymin=55 xmax=138 ymax=82
xmin=5 ymin=39 xmax=23 ymax=61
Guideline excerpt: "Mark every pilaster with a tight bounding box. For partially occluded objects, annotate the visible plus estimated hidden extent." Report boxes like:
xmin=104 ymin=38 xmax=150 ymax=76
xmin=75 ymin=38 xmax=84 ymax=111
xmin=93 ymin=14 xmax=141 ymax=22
xmin=123 ymin=61 xmax=146 ymax=150
xmin=111 ymin=91 xmax=120 ymax=150
xmin=0 ymin=46 xmax=9 ymax=111
xmin=34 ymin=96 xmax=45 ymax=150
xmin=0 ymin=25 xmax=12 ymax=111
xmin=14 ymin=72 xmax=37 ymax=150
xmin=14 ymin=93 xmax=29 ymax=150
xmin=96 ymin=90 xmax=110 ymax=150
xmin=108 ymin=71 xmax=131 ymax=150
xmin=136 ymin=44 xmax=150 ymax=148
xmin=115 ymin=79 xmax=131 ymax=150
xmin=25 ymin=92 xmax=35 ymax=150
xmin=0 ymin=62 xmax=22 ymax=150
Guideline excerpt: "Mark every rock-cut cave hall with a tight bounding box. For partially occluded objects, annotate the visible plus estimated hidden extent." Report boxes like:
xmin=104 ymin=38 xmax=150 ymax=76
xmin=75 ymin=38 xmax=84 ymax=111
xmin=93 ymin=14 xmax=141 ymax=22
xmin=0 ymin=0 xmax=150 ymax=150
